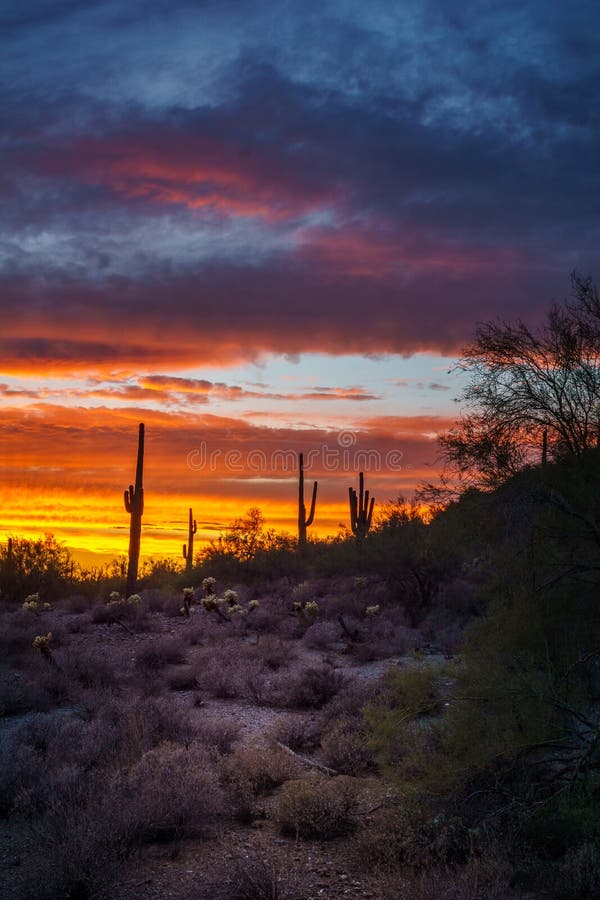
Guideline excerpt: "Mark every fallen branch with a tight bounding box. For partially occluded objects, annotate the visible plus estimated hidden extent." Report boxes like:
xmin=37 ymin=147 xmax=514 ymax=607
xmin=276 ymin=742 xmax=338 ymax=776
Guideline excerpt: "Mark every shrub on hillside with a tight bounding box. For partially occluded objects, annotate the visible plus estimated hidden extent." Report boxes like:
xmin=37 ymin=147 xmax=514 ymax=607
xmin=134 ymin=635 xmax=187 ymax=671
xmin=276 ymin=664 xmax=345 ymax=709
xmin=273 ymin=776 xmax=361 ymax=839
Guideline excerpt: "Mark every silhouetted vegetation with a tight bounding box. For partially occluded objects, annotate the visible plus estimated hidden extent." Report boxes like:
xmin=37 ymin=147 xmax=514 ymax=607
xmin=2 ymin=279 xmax=600 ymax=898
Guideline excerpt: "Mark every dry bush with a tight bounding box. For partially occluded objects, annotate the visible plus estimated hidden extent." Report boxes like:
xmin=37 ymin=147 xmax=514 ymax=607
xmin=116 ymin=740 xmax=226 ymax=842
xmin=58 ymin=647 xmax=120 ymax=689
xmin=267 ymin=714 xmax=320 ymax=753
xmin=320 ymin=716 xmax=373 ymax=775
xmin=353 ymin=805 xmax=475 ymax=872
xmin=166 ymin=663 xmax=199 ymax=691
xmin=195 ymin=654 xmax=245 ymax=699
xmin=318 ymin=678 xmax=377 ymax=729
xmin=97 ymin=695 xmax=198 ymax=761
xmin=19 ymin=776 xmax=125 ymax=899
xmin=274 ymin=775 xmax=361 ymax=839
xmin=252 ymin=635 xmax=293 ymax=670
xmin=91 ymin=598 xmax=152 ymax=630
xmin=221 ymin=852 xmax=302 ymax=900
xmin=134 ymin=634 xmax=187 ymax=670
xmin=275 ymin=663 xmax=345 ymax=709
xmin=372 ymin=854 xmax=517 ymax=900
xmin=0 ymin=665 xmax=66 ymax=717
xmin=60 ymin=593 xmax=94 ymax=614
xmin=221 ymin=743 xmax=299 ymax=821
xmin=302 ymin=620 xmax=342 ymax=649
xmin=196 ymin=716 xmax=241 ymax=756
xmin=164 ymin=592 xmax=189 ymax=617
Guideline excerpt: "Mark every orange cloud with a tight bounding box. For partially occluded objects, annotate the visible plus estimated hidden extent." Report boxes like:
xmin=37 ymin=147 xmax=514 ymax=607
xmin=0 ymin=403 xmax=444 ymax=562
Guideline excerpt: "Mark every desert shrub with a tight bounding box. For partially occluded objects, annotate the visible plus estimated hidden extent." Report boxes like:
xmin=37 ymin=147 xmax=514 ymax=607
xmin=320 ymin=716 xmax=373 ymax=775
xmin=195 ymin=654 xmax=245 ymax=699
xmin=554 ymin=842 xmax=600 ymax=899
xmin=166 ymin=663 xmax=199 ymax=691
xmin=134 ymin=635 xmax=187 ymax=671
xmin=59 ymin=647 xmax=120 ymax=689
xmin=196 ymin=716 xmax=241 ymax=756
xmin=363 ymin=663 xmax=447 ymax=794
xmin=353 ymin=804 xmax=475 ymax=872
xmin=0 ymin=534 xmax=73 ymax=603
xmin=276 ymin=664 xmax=345 ymax=709
xmin=302 ymin=620 xmax=341 ymax=649
xmin=372 ymin=853 xmax=516 ymax=900
xmin=319 ymin=679 xmax=376 ymax=727
xmin=273 ymin=775 xmax=361 ymax=839
xmin=91 ymin=597 xmax=153 ymax=631
xmin=223 ymin=853 xmax=301 ymax=900
xmin=267 ymin=714 xmax=320 ymax=753
xmin=97 ymin=696 xmax=198 ymax=762
xmin=221 ymin=744 xmax=299 ymax=822
xmin=0 ymin=616 xmax=38 ymax=662
xmin=244 ymin=601 xmax=285 ymax=634
xmin=19 ymin=775 xmax=125 ymax=899
xmin=60 ymin=593 xmax=93 ymax=614
xmin=0 ymin=667 xmax=64 ymax=717
xmin=117 ymin=740 xmax=226 ymax=842
xmin=222 ymin=744 xmax=299 ymax=796
xmin=252 ymin=635 xmax=293 ymax=670
xmin=360 ymin=618 xmax=421 ymax=658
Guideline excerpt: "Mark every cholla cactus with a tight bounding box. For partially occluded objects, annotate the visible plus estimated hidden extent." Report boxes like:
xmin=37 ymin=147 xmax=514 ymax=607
xmin=22 ymin=593 xmax=40 ymax=612
xmin=127 ymin=594 xmax=142 ymax=606
xmin=305 ymin=600 xmax=319 ymax=619
xmin=33 ymin=632 xmax=53 ymax=662
xmin=223 ymin=589 xmax=238 ymax=607
xmin=294 ymin=599 xmax=320 ymax=625
xmin=365 ymin=604 xmax=380 ymax=618
xmin=43 ymin=602 xmax=51 ymax=610
xmin=202 ymin=576 xmax=216 ymax=596
xmin=108 ymin=591 xmax=121 ymax=604
xmin=182 ymin=586 xmax=194 ymax=618
xmin=202 ymin=590 xmax=256 ymax=623
xmin=354 ymin=576 xmax=368 ymax=591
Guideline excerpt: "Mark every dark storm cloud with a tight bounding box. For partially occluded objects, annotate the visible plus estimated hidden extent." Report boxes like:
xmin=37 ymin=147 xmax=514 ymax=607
xmin=1 ymin=0 xmax=599 ymax=369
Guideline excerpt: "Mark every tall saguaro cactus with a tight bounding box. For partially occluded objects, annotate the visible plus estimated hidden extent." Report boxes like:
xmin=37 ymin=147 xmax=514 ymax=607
xmin=183 ymin=507 xmax=197 ymax=572
xmin=124 ymin=423 xmax=145 ymax=598
xmin=349 ymin=471 xmax=375 ymax=544
xmin=298 ymin=452 xmax=318 ymax=551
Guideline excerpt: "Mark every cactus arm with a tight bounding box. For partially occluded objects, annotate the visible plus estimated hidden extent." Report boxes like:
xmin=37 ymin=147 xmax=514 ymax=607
xmin=349 ymin=473 xmax=375 ymax=542
xmin=305 ymin=481 xmax=318 ymax=528
xmin=367 ymin=496 xmax=375 ymax=529
xmin=349 ymin=486 xmax=358 ymax=534
xmin=124 ymin=488 xmax=132 ymax=513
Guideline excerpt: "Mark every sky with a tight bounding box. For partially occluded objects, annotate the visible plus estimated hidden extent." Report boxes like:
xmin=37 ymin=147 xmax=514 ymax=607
xmin=1 ymin=0 xmax=599 ymax=563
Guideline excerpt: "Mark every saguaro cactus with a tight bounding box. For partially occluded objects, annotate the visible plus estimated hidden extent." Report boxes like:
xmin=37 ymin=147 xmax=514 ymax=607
xmin=124 ymin=423 xmax=145 ymax=598
xmin=183 ymin=507 xmax=197 ymax=572
xmin=349 ymin=471 xmax=375 ymax=543
xmin=298 ymin=452 xmax=318 ymax=551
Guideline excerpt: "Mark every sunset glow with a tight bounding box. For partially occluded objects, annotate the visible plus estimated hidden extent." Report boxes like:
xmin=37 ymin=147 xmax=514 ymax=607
xmin=2 ymin=1 xmax=598 ymax=564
